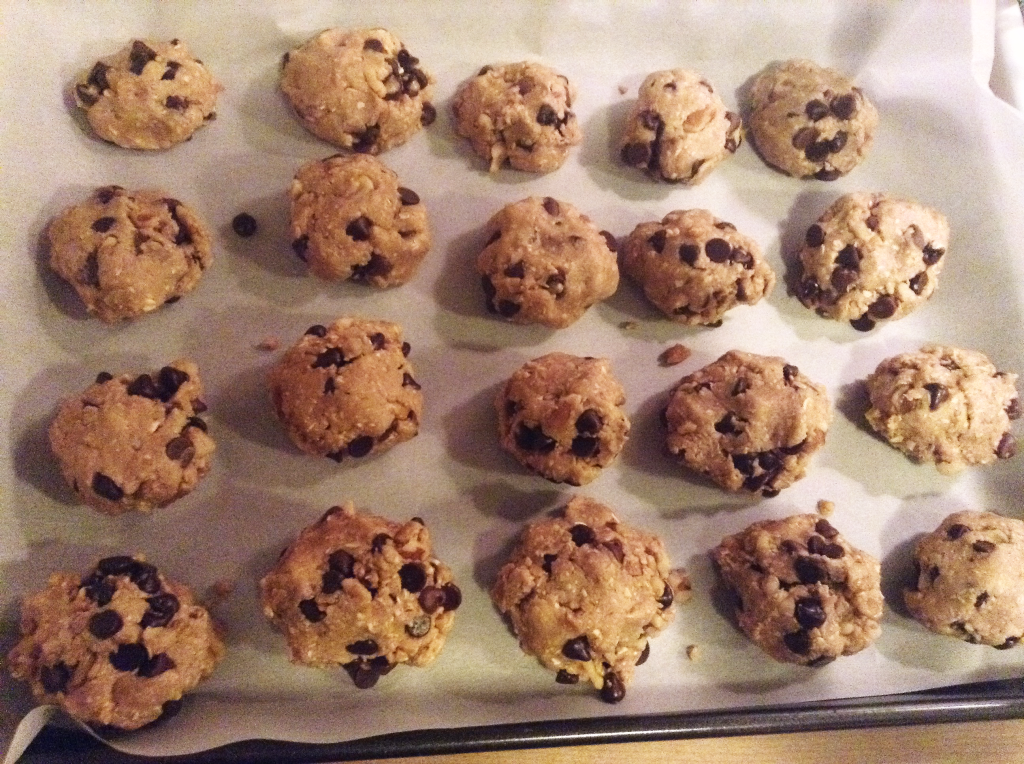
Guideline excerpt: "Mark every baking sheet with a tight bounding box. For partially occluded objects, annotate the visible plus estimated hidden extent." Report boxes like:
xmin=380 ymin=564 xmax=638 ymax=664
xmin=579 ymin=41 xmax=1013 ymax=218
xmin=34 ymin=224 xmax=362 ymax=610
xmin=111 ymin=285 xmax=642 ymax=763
xmin=2 ymin=0 xmax=1024 ymax=759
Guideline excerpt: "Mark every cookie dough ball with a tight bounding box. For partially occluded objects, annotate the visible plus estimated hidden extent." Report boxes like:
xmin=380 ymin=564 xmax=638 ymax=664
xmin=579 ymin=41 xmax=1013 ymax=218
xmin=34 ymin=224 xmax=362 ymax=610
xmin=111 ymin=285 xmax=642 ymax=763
xmin=478 ymin=197 xmax=618 ymax=328
xmin=712 ymin=514 xmax=883 ymax=665
xmin=496 ymin=353 xmax=630 ymax=486
xmin=47 ymin=186 xmax=213 ymax=323
xmin=280 ymin=28 xmax=435 ymax=154
xmin=621 ymin=209 xmax=774 ymax=325
xmin=290 ymin=154 xmax=431 ymax=287
xmin=260 ymin=502 xmax=460 ymax=687
xmin=865 ymin=345 xmax=1019 ymax=473
xmin=663 ymin=350 xmax=831 ymax=496
xmin=906 ymin=511 xmax=1024 ymax=648
xmin=452 ymin=62 xmax=582 ymax=173
xmin=48 ymin=360 xmax=215 ymax=515
xmin=73 ymin=39 xmax=220 ymax=150
xmin=748 ymin=59 xmax=877 ymax=180
xmin=268 ymin=318 xmax=422 ymax=462
xmin=7 ymin=555 xmax=224 ymax=730
xmin=491 ymin=495 xmax=686 ymax=702
xmin=620 ymin=69 xmax=743 ymax=183
xmin=795 ymin=192 xmax=950 ymax=330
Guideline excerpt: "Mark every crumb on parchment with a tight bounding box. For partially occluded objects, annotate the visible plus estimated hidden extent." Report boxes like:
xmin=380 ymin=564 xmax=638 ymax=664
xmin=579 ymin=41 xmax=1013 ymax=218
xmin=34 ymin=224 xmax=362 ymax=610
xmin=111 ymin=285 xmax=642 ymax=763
xmin=659 ymin=343 xmax=691 ymax=367
xmin=817 ymin=499 xmax=835 ymax=517
xmin=619 ymin=320 xmax=639 ymax=330
xmin=256 ymin=336 xmax=280 ymax=351
xmin=686 ymin=644 xmax=702 ymax=661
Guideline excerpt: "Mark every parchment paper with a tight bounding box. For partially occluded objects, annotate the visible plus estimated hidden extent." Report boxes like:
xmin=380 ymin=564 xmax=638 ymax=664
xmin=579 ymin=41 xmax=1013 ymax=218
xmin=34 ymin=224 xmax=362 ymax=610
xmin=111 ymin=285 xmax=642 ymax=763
xmin=2 ymin=0 xmax=1023 ymax=759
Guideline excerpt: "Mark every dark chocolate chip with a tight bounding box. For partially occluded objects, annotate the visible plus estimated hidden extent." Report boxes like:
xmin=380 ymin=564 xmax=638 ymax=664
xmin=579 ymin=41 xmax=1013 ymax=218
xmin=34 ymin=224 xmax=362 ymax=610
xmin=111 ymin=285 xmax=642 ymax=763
xmin=600 ymin=671 xmax=626 ymax=703
xmin=346 ymin=216 xmax=373 ymax=242
xmin=794 ymin=556 xmax=829 ymax=584
xmin=542 ymin=554 xmax=558 ymax=574
xmin=298 ymin=599 xmax=325 ymax=622
xmin=973 ymin=540 xmax=997 ymax=554
xmin=792 ymin=126 xmax=819 ymax=150
xmin=420 ymin=102 xmax=437 ymax=126
xmin=140 ymin=593 xmax=180 ymax=629
xmin=96 ymin=185 xmax=122 ymax=204
xmin=418 ymin=586 xmax=446 ymax=613
xmin=536 ymin=104 xmax=558 ymax=126
xmin=814 ymin=167 xmax=843 ymax=181
xmin=805 ymin=139 xmax=832 ymax=163
xmin=165 ymin=95 xmax=188 ymax=110
xmin=442 ymin=582 xmax=462 ymax=611
xmin=976 ymin=592 xmax=990 ymax=608
xmin=603 ymin=539 xmax=625 ymax=564
xmin=922 ymin=244 xmax=944 ymax=265
xmin=398 ymin=187 xmax=420 ymax=206
xmin=783 ymin=364 xmax=799 ymax=384
xmin=321 ymin=569 xmax=344 ymax=594
xmin=91 ymin=473 xmax=124 ymax=502
xmin=1007 ymin=398 xmax=1021 ymax=420
xmin=351 ymin=253 xmax=393 ymax=282
xmin=165 ymin=436 xmax=195 ymax=465
xmin=91 ymin=216 xmax=115 ymax=233
xmin=406 ymin=615 xmax=431 ymax=638
xmin=679 ymin=243 xmax=700 ymax=265
xmin=830 ymin=93 xmax=857 ymax=120
xmin=836 ymin=244 xmax=860 ymax=270
xmin=636 ymin=641 xmax=651 ymax=666
xmin=129 ymin=562 xmax=161 ymax=594
xmin=292 ymin=235 xmax=309 ymax=260
xmin=648 ymin=229 xmax=667 ymax=253
xmin=571 ymin=436 xmax=599 ymax=458
xmin=930 ymin=565 xmax=941 ymax=583
xmin=946 ymin=523 xmax=970 ymax=540
xmin=87 ymin=61 xmax=111 ymax=92
xmin=850 ymin=314 xmax=876 ymax=332
xmin=344 ymin=660 xmax=380 ymax=689
xmin=783 ymin=630 xmax=813 ymax=656
xmin=88 ymin=609 xmax=123 ymax=639
xmin=110 ymin=642 xmax=149 ymax=672
xmin=997 ymin=636 xmax=1020 ymax=650
xmin=328 ymin=549 xmax=355 ymax=577
xmin=368 ymin=332 xmax=385 ymax=350
xmin=40 ymin=662 xmax=73 ymax=694
xmin=402 ymin=341 xmax=411 ymax=357
xmin=139 ymin=653 xmax=175 ymax=678
xmin=231 ymin=213 xmax=258 ymax=237
xmin=705 ymin=238 xmax=731 ymax=263
xmin=95 ymin=371 xmax=114 ymax=384
xmin=161 ymin=61 xmax=181 ymax=81
xmin=515 ymin=423 xmax=556 ymax=453
xmin=127 ymin=373 xmax=159 ymax=399
xmin=714 ymin=412 xmax=742 ymax=435
xmin=97 ymin=556 xmax=136 ymax=576
xmin=363 ymin=38 xmax=385 ymax=53
xmin=496 ymin=299 xmax=520 ymax=317
xmin=732 ymin=453 xmax=757 ymax=476
xmin=305 ymin=324 xmax=327 ymax=337
xmin=312 ymin=347 xmax=346 ymax=369
xmin=569 ymin=524 xmax=596 ymax=546
xmin=81 ymin=576 xmax=114 ymax=607
xmin=815 ymin=519 xmax=839 ymax=539
xmin=402 ymin=373 xmax=421 ymax=390
xmin=542 ymin=197 xmax=560 ymax=216
xmin=795 ymin=596 xmax=827 ymax=630
xmin=128 ymin=41 xmax=157 ymax=75
xmin=399 ymin=563 xmax=427 ymax=593
xmin=865 ymin=214 xmax=880 ymax=230
xmin=658 ymin=583 xmax=674 ymax=609
xmin=620 ymin=142 xmax=651 ymax=166
xmin=997 ymin=432 xmax=1017 ymax=460
xmin=575 ymin=409 xmax=603 ymax=436
xmin=348 ymin=639 xmax=379 ymax=656
xmin=371 ymin=533 xmax=391 ymax=553
xmin=780 ymin=539 xmax=800 ymax=555
xmin=923 ymin=382 xmax=948 ymax=411
xmin=158 ymin=366 xmax=189 ymax=400
xmin=555 ymin=669 xmax=579 ymax=684
xmin=867 ymin=294 xmax=898 ymax=319
xmin=828 ymin=131 xmax=848 ymax=153
xmin=562 ymin=635 xmax=591 ymax=661
xmin=352 ymin=124 xmax=381 ymax=153
xmin=805 ymin=99 xmax=829 ymax=121
xmin=909 ymin=272 xmax=928 ymax=295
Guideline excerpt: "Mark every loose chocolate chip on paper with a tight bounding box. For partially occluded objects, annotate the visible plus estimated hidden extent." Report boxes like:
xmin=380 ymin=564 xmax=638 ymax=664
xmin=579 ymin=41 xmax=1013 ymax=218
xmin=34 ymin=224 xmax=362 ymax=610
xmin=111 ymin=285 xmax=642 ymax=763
xmin=231 ymin=213 xmax=258 ymax=237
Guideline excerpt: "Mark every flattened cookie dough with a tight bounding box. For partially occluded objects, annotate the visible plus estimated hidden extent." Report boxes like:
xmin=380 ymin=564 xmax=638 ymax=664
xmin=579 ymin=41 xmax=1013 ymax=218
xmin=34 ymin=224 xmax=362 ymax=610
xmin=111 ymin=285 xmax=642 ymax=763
xmin=795 ymin=192 xmax=949 ymax=330
xmin=74 ymin=39 xmax=221 ymax=150
xmin=712 ymin=514 xmax=883 ymax=665
xmin=663 ymin=350 xmax=831 ymax=496
xmin=621 ymin=209 xmax=774 ymax=325
xmin=906 ymin=511 xmax=1024 ymax=648
xmin=7 ymin=555 xmax=224 ymax=730
xmin=491 ymin=495 xmax=687 ymax=702
xmin=496 ymin=353 xmax=630 ymax=486
xmin=452 ymin=62 xmax=582 ymax=173
xmin=48 ymin=186 xmax=213 ymax=322
xmin=260 ymin=502 xmax=460 ymax=687
xmin=48 ymin=360 xmax=215 ymax=515
xmin=478 ymin=196 xmax=618 ymax=328
xmin=620 ymin=69 xmax=742 ymax=183
xmin=290 ymin=154 xmax=431 ymax=287
xmin=268 ymin=318 xmax=422 ymax=461
xmin=280 ymin=28 xmax=435 ymax=154
xmin=748 ymin=59 xmax=877 ymax=180
xmin=865 ymin=344 xmax=1019 ymax=473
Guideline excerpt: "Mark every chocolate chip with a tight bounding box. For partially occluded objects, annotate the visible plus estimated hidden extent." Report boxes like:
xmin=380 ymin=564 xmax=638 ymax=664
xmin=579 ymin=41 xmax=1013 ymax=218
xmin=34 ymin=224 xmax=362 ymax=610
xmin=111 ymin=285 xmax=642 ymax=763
xmin=600 ymin=671 xmax=626 ymax=703
xmin=973 ymin=540 xmax=997 ymax=554
xmin=399 ymin=563 xmax=427 ymax=593
xmin=364 ymin=38 xmax=385 ymax=53
xmin=298 ymin=599 xmax=325 ymax=622
xmin=418 ymin=586 xmax=446 ymax=613
xmin=562 ymin=635 xmax=591 ymax=661
xmin=569 ymin=409 xmax=602 ymax=437
xmin=814 ymin=166 xmax=843 ymax=180
xmin=544 ymin=271 xmax=566 ymax=296
xmin=494 ymin=299 xmax=519 ymax=317
xmin=91 ymin=473 xmax=123 ymax=502
xmin=87 ymin=61 xmax=111 ymax=92
xmin=346 ymin=216 xmax=373 ymax=241
xmin=909 ymin=272 xmax=928 ymax=295
xmin=794 ymin=556 xmax=828 ymax=584
xmin=569 ymin=524 xmax=596 ymax=547
xmin=815 ymin=519 xmax=839 ymax=539
xmin=442 ymin=582 xmax=462 ymax=610
xmin=91 ymin=216 xmax=115 ymax=233
xmin=731 ymin=248 xmax=754 ymax=268
xmin=305 ymin=324 xmax=327 ymax=337
xmin=515 ymin=423 xmax=556 ymax=453
xmin=161 ymin=61 xmax=181 ymax=81
xmin=867 ymin=294 xmax=898 ymax=319
xmin=127 ymin=373 xmax=158 ymax=399
xmin=783 ymin=630 xmax=813 ymax=656
xmin=536 ymin=104 xmax=558 ymax=126
xmin=569 ymin=435 xmax=598 ymax=458
xmin=600 ymin=230 xmax=617 ymax=252
xmin=658 ymin=583 xmax=674 ymax=609
xmin=351 ymin=253 xmax=393 ymax=282
xmin=805 ymin=99 xmax=829 ymax=121
xmin=635 ymin=641 xmax=651 ymax=666
xmin=420 ymin=102 xmax=437 ymax=126
xmin=165 ymin=436 xmax=195 ymax=465
xmin=930 ymin=565 xmax=941 ymax=583
xmin=88 ymin=609 xmax=123 ymax=639
xmin=110 ymin=642 xmax=149 ymax=672
xmin=792 ymin=126 xmax=818 ymax=150
xmin=850 ymin=314 xmax=876 ymax=332
xmin=96 ymin=185 xmax=122 ymax=204
xmin=292 ymin=235 xmax=309 ymax=260
xmin=556 ymin=669 xmax=579 ymax=684
xmin=165 ymin=95 xmax=188 ymax=110
xmin=638 ymin=109 xmax=661 ymax=131
xmin=921 ymin=382 xmax=948 ymax=411
xmin=344 ymin=660 xmax=380 ymax=689
xmin=397 ymin=187 xmax=420 ymax=206
xmin=140 ymin=593 xmax=180 ymax=629
xmin=835 ymin=244 xmax=860 ymax=270
xmin=328 ymin=549 xmax=355 ymax=577
xmin=312 ymin=347 xmax=346 ymax=369
xmin=828 ymin=131 xmax=848 ymax=153
xmin=402 ymin=341 xmax=411 ymax=357
xmin=865 ymin=213 xmax=880 ymax=230
xmin=805 ymin=140 xmax=832 ymax=163
xmin=922 ymin=244 xmax=944 ymax=265
xmin=780 ymin=539 xmax=800 ymax=555
xmin=97 ymin=556 xmax=136 ymax=576
xmin=94 ymin=371 xmax=114 ymax=385
xmin=406 ymin=615 xmax=431 ymax=638
xmin=997 ymin=433 xmax=1017 ymax=460
xmin=795 ymin=596 xmax=827 ymax=630
xmin=371 ymin=534 xmax=391 ymax=553
xmin=352 ymin=125 xmax=381 ymax=153
xmin=321 ymin=569 xmax=344 ymax=594
xmin=41 ymin=662 xmax=73 ymax=694
xmin=542 ymin=554 xmax=558 ymax=574
xmin=946 ymin=523 xmax=970 ymax=540
xmin=679 ymin=243 xmax=700 ymax=265
xmin=783 ymin=364 xmax=799 ymax=384
xmin=975 ymin=592 xmax=990 ymax=608
xmin=621 ymin=142 xmax=651 ymax=166
xmin=128 ymin=41 xmax=157 ymax=75
xmin=705 ymin=238 xmax=731 ymax=263
xmin=542 ymin=197 xmax=560 ymax=216
xmin=81 ymin=575 xmax=113 ymax=606
xmin=402 ymin=373 xmax=421 ymax=390
xmin=714 ymin=412 xmax=742 ymax=435
xmin=139 ymin=653 xmax=175 ymax=678
xmin=807 ymin=535 xmax=844 ymax=559
xmin=830 ymin=93 xmax=857 ymax=120
xmin=232 ymin=213 xmax=258 ymax=237
xmin=129 ymin=562 xmax=161 ymax=594
xmin=1007 ymin=398 xmax=1021 ymax=420
xmin=648 ymin=229 xmax=667 ymax=253
xmin=732 ymin=453 xmax=757 ymax=475
xmin=348 ymin=639 xmax=379 ymax=656
xmin=997 ymin=636 xmax=1020 ymax=650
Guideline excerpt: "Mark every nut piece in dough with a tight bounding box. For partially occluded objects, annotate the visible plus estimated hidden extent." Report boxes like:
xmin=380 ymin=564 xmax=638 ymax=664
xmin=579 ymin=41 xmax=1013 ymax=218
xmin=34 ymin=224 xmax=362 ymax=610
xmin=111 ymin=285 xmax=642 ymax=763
xmin=452 ymin=62 xmax=582 ymax=173
xmin=7 ymin=555 xmax=224 ymax=730
xmin=290 ymin=154 xmax=431 ymax=287
xmin=48 ymin=360 xmax=215 ymax=515
xmin=620 ymin=69 xmax=742 ymax=183
xmin=478 ymin=196 xmax=619 ymax=328
xmin=491 ymin=495 xmax=683 ymax=703
xmin=795 ymin=192 xmax=949 ymax=330
xmin=747 ymin=59 xmax=877 ymax=180
xmin=267 ymin=318 xmax=422 ymax=461
xmin=864 ymin=345 xmax=1019 ymax=473
xmin=280 ymin=28 xmax=435 ymax=153
xmin=664 ymin=350 xmax=831 ymax=496
xmin=905 ymin=511 xmax=1024 ymax=648
xmin=496 ymin=353 xmax=630 ymax=486
xmin=48 ymin=186 xmax=213 ymax=323
xmin=621 ymin=209 xmax=774 ymax=325
xmin=260 ymin=502 xmax=460 ymax=687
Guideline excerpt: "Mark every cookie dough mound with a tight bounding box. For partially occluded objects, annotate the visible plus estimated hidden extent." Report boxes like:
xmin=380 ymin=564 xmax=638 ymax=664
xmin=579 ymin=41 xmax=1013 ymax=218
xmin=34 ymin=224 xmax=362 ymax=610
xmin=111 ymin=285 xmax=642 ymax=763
xmin=496 ymin=353 xmax=629 ymax=486
xmin=906 ymin=511 xmax=1024 ymax=648
xmin=478 ymin=196 xmax=618 ymax=328
xmin=268 ymin=318 xmax=422 ymax=461
xmin=290 ymin=154 xmax=431 ymax=287
xmin=865 ymin=345 xmax=1019 ymax=473
xmin=73 ymin=39 xmax=220 ymax=150
xmin=280 ymin=28 xmax=435 ymax=154
xmin=452 ymin=61 xmax=582 ymax=173
xmin=48 ymin=360 xmax=215 ymax=515
xmin=664 ymin=350 xmax=831 ymax=496
xmin=748 ymin=59 xmax=877 ymax=180
xmin=713 ymin=514 xmax=883 ymax=665
xmin=491 ymin=495 xmax=685 ymax=703
xmin=620 ymin=69 xmax=743 ymax=184
xmin=260 ymin=502 xmax=460 ymax=687
xmin=795 ymin=192 xmax=950 ymax=330
xmin=621 ymin=209 xmax=774 ymax=325
xmin=7 ymin=555 xmax=224 ymax=730
xmin=48 ymin=186 xmax=213 ymax=323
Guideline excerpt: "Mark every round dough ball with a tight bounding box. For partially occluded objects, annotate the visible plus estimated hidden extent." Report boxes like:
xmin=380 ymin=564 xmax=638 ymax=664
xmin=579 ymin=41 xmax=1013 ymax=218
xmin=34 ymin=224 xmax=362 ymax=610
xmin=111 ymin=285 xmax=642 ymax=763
xmin=491 ymin=495 xmax=686 ymax=703
xmin=260 ymin=502 xmax=460 ymax=687
xmin=289 ymin=154 xmax=431 ymax=287
xmin=452 ymin=61 xmax=582 ymax=173
xmin=621 ymin=209 xmax=774 ymax=325
xmin=496 ymin=353 xmax=630 ymax=486
xmin=7 ymin=555 xmax=224 ymax=730
xmin=48 ymin=186 xmax=213 ymax=323
xmin=795 ymin=192 xmax=950 ymax=330
xmin=664 ymin=350 xmax=831 ymax=496
xmin=619 ymin=69 xmax=743 ymax=183
xmin=73 ymin=39 xmax=220 ymax=150
xmin=478 ymin=196 xmax=619 ymax=328
xmin=865 ymin=345 xmax=1019 ymax=473
xmin=905 ymin=511 xmax=1024 ymax=648
xmin=48 ymin=360 xmax=215 ymax=515
xmin=280 ymin=28 xmax=435 ymax=153
xmin=747 ymin=59 xmax=877 ymax=180
xmin=712 ymin=514 xmax=883 ymax=665
xmin=267 ymin=318 xmax=422 ymax=461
